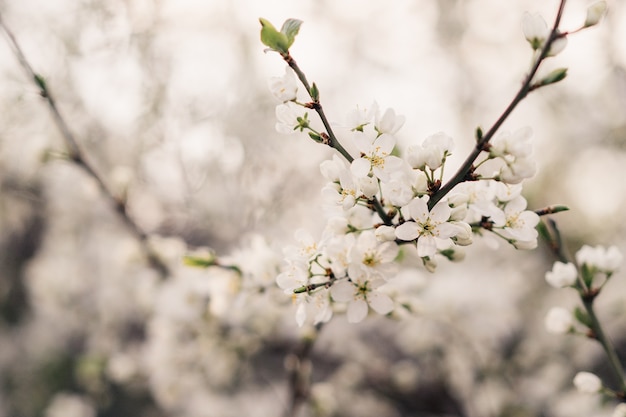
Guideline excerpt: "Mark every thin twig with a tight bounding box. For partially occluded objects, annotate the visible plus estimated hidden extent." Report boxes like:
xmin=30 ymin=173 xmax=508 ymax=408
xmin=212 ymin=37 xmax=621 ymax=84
xmin=428 ymin=0 xmax=568 ymax=210
xmin=542 ymin=219 xmax=626 ymax=394
xmin=0 ymin=14 xmax=170 ymax=279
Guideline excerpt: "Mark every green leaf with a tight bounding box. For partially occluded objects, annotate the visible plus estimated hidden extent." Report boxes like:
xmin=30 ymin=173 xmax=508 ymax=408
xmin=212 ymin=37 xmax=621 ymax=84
xmin=280 ymin=18 xmax=303 ymax=49
xmin=259 ymin=18 xmax=290 ymax=53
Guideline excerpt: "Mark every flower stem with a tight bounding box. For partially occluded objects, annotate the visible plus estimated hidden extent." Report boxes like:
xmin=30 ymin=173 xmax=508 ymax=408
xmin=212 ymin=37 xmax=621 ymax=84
xmin=582 ymin=297 xmax=626 ymax=394
xmin=428 ymin=0 xmax=568 ymax=210
xmin=280 ymin=52 xmax=393 ymax=225
xmin=282 ymin=53 xmax=353 ymax=163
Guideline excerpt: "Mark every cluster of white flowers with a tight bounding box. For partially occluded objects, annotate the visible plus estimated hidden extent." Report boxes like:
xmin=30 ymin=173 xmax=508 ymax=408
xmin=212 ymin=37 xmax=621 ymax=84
xmin=544 ymin=244 xmax=623 ymax=335
xmin=269 ymin=87 xmax=543 ymax=325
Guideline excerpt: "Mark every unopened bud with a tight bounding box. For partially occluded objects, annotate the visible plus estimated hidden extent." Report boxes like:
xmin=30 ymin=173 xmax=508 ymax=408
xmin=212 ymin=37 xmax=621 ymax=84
xmin=584 ymin=1 xmax=607 ymax=27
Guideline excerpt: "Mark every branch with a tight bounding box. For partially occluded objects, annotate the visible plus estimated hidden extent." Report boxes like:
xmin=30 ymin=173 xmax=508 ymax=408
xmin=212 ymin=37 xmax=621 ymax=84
xmin=0 ymin=14 xmax=170 ymax=279
xmin=428 ymin=0 xmax=568 ymax=209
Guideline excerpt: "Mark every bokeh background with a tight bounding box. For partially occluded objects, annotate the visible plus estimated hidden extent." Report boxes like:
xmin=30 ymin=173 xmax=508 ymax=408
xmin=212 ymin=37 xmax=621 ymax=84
xmin=1 ymin=0 xmax=626 ymax=416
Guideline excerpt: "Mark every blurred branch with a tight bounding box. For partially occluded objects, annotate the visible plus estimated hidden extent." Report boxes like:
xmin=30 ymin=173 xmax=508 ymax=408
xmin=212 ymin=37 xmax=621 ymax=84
xmin=428 ymin=0 xmax=568 ymax=209
xmin=283 ymin=323 xmax=323 ymax=417
xmin=0 ymin=14 xmax=170 ymax=279
xmin=541 ymin=219 xmax=626 ymax=395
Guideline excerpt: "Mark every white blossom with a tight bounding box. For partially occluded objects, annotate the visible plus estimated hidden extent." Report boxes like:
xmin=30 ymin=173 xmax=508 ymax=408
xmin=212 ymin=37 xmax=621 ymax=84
xmin=375 ymin=107 xmax=405 ymax=135
xmin=275 ymin=102 xmax=305 ymax=134
xmin=330 ymin=278 xmax=394 ymax=323
xmin=584 ymin=1 xmax=607 ymax=27
xmin=573 ymin=372 xmax=602 ymax=394
xmin=351 ymin=132 xmax=404 ymax=181
xmin=545 ymin=261 xmax=578 ymax=288
xmin=522 ymin=12 xmax=567 ymax=56
xmin=545 ymin=307 xmax=573 ymax=334
xmin=406 ymin=132 xmax=454 ymax=171
xmin=395 ymin=197 xmax=459 ymax=258
xmin=268 ymin=66 xmax=298 ymax=102
xmin=576 ymin=245 xmax=623 ymax=273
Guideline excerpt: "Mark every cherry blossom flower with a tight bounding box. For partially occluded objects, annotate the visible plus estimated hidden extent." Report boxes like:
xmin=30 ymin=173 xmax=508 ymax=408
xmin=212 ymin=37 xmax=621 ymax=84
xmin=348 ymin=231 xmax=399 ymax=281
xmin=394 ymin=197 xmax=459 ymax=258
xmin=350 ymin=132 xmax=403 ymax=182
xmin=573 ymin=372 xmax=602 ymax=394
xmin=522 ymin=12 xmax=567 ymax=56
xmin=375 ymin=107 xmax=405 ymax=135
xmin=545 ymin=261 xmax=578 ymax=288
xmin=492 ymin=195 xmax=539 ymax=249
xmin=575 ymin=245 xmax=623 ymax=273
xmin=268 ymin=66 xmax=298 ymax=102
xmin=545 ymin=307 xmax=573 ymax=334
xmin=330 ymin=278 xmax=394 ymax=323
xmin=406 ymin=132 xmax=454 ymax=171
xmin=275 ymin=102 xmax=306 ymax=134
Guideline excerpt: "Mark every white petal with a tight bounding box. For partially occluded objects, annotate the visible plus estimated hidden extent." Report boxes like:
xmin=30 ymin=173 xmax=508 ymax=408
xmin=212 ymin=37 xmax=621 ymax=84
xmin=417 ymin=235 xmax=437 ymax=258
xmin=350 ymin=157 xmax=371 ymax=178
xmin=395 ymin=222 xmax=420 ymax=241
xmin=330 ymin=281 xmax=356 ymax=302
xmin=347 ymin=299 xmax=368 ymax=323
xmin=368 ymin=292 xmax=394 ymax=315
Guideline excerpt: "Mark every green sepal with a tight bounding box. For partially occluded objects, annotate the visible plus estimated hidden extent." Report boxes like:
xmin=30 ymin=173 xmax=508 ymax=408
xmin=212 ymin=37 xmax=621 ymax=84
xmin=280 ymin=18 xmax=303 ymax=49
xmin=574 ymin=306 xmax=592 ymax=328
xmin=259 ymin=18 xmax=290 ymax=53
xmin=580 ymin=263 xmax=594 ymax=288
xmin=309 ymin=82 xmax=319 ymax=101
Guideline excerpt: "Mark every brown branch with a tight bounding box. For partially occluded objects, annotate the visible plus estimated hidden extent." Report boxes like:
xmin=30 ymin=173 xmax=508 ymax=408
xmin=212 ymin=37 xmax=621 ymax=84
xmin=0 ymin=14 xmax=170 ymax=279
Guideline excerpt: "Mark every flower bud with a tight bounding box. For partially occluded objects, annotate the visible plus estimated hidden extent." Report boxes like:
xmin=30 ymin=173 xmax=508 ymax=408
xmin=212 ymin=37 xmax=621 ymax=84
xmin=573 ymin=371 xmax=602 ymax=394
xmin=545 ymin=307 xmax=573 ymax=334
xmin=584 ymin=1 xmax=607 ymax=27
xmin=545 ymin=261 xmax=577 ymax=288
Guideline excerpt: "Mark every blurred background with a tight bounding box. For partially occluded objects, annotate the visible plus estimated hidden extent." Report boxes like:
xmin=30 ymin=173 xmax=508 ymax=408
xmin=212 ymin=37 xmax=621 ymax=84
xmin=1 ymin=0 xmax=626 ymax=416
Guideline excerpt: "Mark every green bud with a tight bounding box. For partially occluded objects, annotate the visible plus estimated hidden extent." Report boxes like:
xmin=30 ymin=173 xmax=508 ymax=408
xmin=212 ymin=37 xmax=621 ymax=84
xmin=310 ymin=82 xmax=319 ymax=101
xmin=308 ymin=131 xmax=322 ymax=142
xmin=475 ymin=126 xmax=483 ymax=142
xmin=537 ymin=68 xmax=568 ymax=87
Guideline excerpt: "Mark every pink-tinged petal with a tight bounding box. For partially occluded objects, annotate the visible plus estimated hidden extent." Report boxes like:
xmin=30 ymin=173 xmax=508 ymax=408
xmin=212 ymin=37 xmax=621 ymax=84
xmin=375 ymin=133 xmax=396 ymax=154
xmin=350 ymin=158 xmax=371 ymax=178
xmin=347 ymin=299 xmax=368 ymax=323
xmin=407 ymin=197 xmax=429 ymax=222
xmin=417 ymin=235 xmax=437 ymax=258
xmin=368 ymin=292 xmax=394 ymax=315
xmin=395 ymin=222 xmax=420 ymax=241
xmin=429 ymin=201 xmax=451 ymax=223
xmin=330 ymin=281 xmax=356 ymax=302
